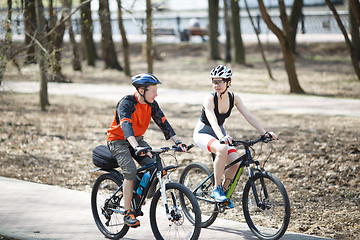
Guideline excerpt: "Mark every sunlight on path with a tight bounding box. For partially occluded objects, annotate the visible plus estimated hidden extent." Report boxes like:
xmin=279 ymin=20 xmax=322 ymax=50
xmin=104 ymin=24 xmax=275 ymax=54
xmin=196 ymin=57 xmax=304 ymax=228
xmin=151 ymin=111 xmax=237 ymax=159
xmin=2 ymin=81 xmax=360 ymax=117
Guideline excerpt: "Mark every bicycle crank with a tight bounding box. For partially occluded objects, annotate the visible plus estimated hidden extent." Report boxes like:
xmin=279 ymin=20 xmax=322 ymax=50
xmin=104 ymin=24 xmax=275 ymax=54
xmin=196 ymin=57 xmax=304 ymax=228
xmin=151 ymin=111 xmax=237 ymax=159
xmin=215 ymin=203 xmax=226 ymax=213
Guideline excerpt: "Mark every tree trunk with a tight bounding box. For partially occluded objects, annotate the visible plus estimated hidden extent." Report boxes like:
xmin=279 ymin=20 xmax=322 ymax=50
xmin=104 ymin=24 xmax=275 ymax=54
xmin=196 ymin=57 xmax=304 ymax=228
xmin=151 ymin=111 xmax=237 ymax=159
xmin=280 ymin=37 xmax=303 ymax=92
xmin=51 ymin=13 xmax=67 ymax=82
xmin=117 ymin=0 xmax=131 ymax=76
xmin=99 ymin=0 xmax=122 ymax=70
xmin=289 ymin=0 xmax=303 ymax=53
xmin=48 ymin=0 xmax=56 ymax=52
xmin=35 ymin=0 xmax=49 ymax=111
xmin=244 ymin=0 xmax=274 ymax=80
xmin=62 ymin=0 xmax=82 ymax=71
xmin=0 ymin=0 xmax=21 ymax=82
xmin=208 ymin=0 xmax=221 ymax=60
xmin=23 ymin=0 xmax=37 ymax=64
xmin=325 ymin=0 xmax=360 ymax=80
xmin=0 ymin=0 xmax=12 ymax=82
xmin=230 ymin=0 xmax=245 ymax=64
xmin=349 ymin=0 xmax=360 ymax=26
xmin=146 ymin=0 xmax=153 ymax=73
xmin=47 ymin=0 xmax=66 ymax=82
xmin=80 ymin=0 xmax=96 ymax=66
xmin=258 ymin=0 xmax=304 ymax=93
xmin=349 ymin=1 xmax=360 ymax=61
xmin=224 ymin=0 xmax=231 ymax=63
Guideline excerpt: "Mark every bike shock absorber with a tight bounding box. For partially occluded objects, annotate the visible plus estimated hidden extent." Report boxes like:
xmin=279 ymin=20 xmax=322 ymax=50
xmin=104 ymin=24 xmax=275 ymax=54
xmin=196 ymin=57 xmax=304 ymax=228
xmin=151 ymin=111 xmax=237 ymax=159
xmin=157 ymin=171 xmax=171 ymax=219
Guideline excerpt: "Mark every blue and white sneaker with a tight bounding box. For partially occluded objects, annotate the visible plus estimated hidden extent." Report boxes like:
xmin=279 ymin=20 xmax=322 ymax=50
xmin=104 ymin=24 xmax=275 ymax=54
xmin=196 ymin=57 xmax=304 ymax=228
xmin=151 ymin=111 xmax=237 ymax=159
xmin=211 ymin=185 xmax=227 ymax=202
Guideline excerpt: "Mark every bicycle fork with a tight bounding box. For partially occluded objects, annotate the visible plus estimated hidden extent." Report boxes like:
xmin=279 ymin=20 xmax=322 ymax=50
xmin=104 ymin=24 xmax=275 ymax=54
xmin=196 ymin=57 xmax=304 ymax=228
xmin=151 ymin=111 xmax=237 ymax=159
xmin=158 ymin=171 xmax=180 ymax=221
xmin=248 ymin=166 xmax=269 ymax=210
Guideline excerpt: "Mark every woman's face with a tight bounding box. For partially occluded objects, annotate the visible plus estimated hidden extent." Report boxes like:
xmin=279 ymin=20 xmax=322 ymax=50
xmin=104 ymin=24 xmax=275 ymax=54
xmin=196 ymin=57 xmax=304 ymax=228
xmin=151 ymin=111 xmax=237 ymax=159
xmin=212 ymin=78 xmax=227 ymax=92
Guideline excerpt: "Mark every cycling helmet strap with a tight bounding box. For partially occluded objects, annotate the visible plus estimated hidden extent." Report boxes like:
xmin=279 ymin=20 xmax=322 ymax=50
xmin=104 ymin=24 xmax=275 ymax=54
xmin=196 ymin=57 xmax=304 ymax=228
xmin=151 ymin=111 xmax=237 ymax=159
xmin=136 ymin=86 xmax=152 ymax=105
xmin=219 ymin=81 xmax=230 ymax=99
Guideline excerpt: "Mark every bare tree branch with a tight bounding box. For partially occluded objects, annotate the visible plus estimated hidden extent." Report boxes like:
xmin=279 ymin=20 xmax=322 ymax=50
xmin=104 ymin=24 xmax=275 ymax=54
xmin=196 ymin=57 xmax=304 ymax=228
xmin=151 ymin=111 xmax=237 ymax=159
xmin=25 ymin=30 xmax=49 ymax=55
xmin=45 ymin=0 xmax=91 ymax=39
xmin=6 ymin=0 xmax=91 ymax=62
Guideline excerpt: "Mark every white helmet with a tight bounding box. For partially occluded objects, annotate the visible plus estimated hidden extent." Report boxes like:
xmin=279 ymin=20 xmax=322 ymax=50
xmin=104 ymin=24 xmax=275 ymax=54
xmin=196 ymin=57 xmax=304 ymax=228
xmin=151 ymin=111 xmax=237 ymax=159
xmin=210 ymin=65 xmax=232 ymax=79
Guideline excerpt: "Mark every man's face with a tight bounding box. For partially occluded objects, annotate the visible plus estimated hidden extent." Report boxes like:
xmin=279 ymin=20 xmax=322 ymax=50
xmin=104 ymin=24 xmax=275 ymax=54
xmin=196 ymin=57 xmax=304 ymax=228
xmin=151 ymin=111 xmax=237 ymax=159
xmin=141 ymin=85 xmax=158 ymax=103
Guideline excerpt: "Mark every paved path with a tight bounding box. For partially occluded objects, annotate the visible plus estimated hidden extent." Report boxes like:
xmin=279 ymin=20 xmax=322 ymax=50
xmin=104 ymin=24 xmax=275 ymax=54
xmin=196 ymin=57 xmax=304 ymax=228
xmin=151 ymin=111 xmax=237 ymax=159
xmin=0 ymin=176 xmax=333 ymax=240
xmin=2 ymin=81 xmax=360 ymax=117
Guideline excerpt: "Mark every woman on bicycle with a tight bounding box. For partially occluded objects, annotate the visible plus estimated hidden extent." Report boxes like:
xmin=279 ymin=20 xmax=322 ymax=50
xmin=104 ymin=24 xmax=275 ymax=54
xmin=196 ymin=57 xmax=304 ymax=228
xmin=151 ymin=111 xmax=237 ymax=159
xmin=107 ymin=73 xmax=187 ymax=228
xmin=193 ymin=65 xmax=277 ymax=207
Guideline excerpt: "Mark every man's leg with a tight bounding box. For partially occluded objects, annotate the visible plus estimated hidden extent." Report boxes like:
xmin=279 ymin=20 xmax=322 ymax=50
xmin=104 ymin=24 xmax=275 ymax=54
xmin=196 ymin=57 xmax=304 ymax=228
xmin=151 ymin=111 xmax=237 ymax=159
xmin=123 ymin=179 xmax=133 ymax=211
xmin=108 ymin=140 xmax=140 ymax=228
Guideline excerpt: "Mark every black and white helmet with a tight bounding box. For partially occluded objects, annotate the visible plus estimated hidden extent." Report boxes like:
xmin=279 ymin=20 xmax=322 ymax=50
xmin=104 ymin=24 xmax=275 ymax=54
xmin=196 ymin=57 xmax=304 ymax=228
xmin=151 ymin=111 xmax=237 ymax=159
xmin=210 ymin=65 xmax=232 ymax=79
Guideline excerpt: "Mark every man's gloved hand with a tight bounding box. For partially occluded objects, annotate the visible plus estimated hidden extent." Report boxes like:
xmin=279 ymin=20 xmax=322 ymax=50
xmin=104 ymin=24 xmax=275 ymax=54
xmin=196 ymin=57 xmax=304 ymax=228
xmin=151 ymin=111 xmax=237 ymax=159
xmin=134 ymin=146 xmax=152 ymax=156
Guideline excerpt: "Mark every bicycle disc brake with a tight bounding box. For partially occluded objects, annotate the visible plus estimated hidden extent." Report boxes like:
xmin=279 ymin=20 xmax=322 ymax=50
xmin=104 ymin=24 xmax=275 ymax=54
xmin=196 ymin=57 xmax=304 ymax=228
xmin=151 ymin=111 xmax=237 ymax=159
xmin=169 ymin=209 xmax=184 ymax=226
xmin=261 ymin=198 xmax=272 ymax=210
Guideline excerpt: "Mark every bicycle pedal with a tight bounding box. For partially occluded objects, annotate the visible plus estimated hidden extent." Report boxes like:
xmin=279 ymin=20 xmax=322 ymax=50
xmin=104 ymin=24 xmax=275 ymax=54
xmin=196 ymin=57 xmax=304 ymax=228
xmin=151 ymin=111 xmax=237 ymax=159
xmin=135 ymin=209 xmax=144 ymax=217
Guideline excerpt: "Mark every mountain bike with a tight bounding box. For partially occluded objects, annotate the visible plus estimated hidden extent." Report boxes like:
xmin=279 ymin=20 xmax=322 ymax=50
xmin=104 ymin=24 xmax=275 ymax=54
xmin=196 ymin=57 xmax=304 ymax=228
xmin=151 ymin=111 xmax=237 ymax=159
xmin=179 ymin=135 xmax=290 ymax=240
xmin=90 ymin=144 xmax=201 ymax=240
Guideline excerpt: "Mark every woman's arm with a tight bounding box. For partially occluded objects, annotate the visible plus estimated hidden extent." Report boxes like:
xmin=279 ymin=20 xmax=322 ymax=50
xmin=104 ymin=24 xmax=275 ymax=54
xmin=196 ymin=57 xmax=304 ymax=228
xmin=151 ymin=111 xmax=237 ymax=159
xmin=234 ymin=94 xmax=267 ymax=135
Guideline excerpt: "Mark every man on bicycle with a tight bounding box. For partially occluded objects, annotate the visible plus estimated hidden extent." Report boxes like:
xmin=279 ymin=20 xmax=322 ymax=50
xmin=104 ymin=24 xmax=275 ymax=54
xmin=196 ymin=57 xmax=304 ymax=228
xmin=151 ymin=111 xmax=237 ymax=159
xmin=107 ymin=73 xmax=187 ymax=228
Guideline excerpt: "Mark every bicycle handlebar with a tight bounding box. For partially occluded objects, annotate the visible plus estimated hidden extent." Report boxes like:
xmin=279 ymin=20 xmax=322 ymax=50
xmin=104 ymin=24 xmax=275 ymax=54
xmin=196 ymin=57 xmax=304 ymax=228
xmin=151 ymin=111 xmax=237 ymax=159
xmin=151 ymin=143 xmax=194 ymax=154
xmin=220 ymin=135 xmax=272 ymax=147
xmin=135 ymin=144 xmax=194 ymax=156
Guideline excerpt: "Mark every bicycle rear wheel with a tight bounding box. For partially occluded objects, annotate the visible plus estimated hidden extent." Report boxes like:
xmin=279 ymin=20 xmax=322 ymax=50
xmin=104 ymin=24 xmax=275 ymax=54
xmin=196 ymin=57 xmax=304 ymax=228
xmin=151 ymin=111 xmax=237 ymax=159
xmin=150 ymin=182 xmax=201 ymax=240
xmin=179 ymin=162 xmax=218 ymax=228
xmin=91 ymin=173 xmax=129 ymax=239
xmin=242 ymin=171 xmax=290 ymax=240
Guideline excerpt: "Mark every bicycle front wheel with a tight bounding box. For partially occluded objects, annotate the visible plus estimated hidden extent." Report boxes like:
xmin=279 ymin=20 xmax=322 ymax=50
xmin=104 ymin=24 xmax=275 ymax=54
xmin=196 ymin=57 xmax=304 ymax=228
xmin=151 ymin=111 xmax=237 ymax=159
xmin=150 ymin=182 xmax=201 ymax=240
xmin=242 ymin=171 xmax=290 ymax=240
xmin=179 ymin=162 xmax=218 ymax=228
xmin=91 ymin=173 xmax=129 ymax=239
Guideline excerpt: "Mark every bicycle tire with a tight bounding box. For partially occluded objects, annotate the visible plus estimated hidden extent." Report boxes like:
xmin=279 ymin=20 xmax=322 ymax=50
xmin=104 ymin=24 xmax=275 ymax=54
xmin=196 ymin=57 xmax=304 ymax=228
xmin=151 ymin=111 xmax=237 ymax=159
xmin=179 ymin=162 xmax=218 ymax=228
xmin=242 ymin=171 xmax=290 ymax=240
xmin=149 ymin=182 xmax=202 ymax=240
xmin=91 ymin=173 xmax=129 ymax=239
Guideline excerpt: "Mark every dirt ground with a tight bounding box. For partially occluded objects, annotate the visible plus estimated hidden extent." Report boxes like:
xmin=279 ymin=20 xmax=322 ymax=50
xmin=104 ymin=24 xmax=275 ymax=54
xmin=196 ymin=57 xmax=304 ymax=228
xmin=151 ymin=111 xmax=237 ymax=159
xmin=1 ymin=41 xmax=359 ymax=239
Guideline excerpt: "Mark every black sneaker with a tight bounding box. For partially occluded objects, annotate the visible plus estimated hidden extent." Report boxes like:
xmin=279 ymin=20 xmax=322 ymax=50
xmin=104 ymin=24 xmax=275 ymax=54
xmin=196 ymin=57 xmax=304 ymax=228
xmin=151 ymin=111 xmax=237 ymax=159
xmin=124 ymin=210 xmax=140 ymax=228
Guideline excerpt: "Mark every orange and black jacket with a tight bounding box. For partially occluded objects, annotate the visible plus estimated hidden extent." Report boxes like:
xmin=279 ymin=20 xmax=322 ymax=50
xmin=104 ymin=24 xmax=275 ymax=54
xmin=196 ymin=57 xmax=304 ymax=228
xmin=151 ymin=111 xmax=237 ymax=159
xmin=107 ymin=94 xmax=175 ymax=142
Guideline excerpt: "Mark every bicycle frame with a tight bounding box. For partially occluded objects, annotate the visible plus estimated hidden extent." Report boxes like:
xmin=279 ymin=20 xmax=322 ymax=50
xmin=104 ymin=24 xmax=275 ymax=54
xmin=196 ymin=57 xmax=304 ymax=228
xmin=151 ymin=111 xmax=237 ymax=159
xmin=226 ymin=145 xmax=262 ymax=193
xmin=195 ymin=143 xmax=267 ymax=209
xmin=226 ymin=143 xmax=273 ymax=211
xmin=98 ymin=151 xmax=180 ymax=217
